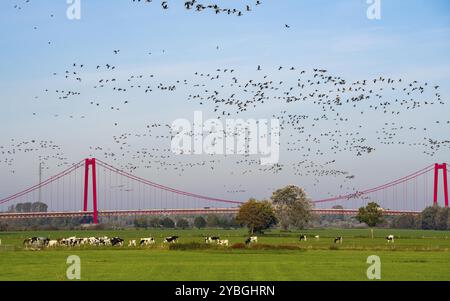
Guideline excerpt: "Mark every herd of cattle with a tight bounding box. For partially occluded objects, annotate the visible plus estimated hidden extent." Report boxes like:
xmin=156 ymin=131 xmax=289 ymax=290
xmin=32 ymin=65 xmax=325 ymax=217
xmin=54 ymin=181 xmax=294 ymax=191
xmin=298 ymin=234 xmax=394 ymax=243
xmin=299 ymin=234 xmax=343 ymax=243
xmin=20 ymin=235 xmax=258 ymax=249
xmin=19 ymin=234 xmax=395 ymax=249
xmin=22 ymin=235 xmax=180 ymax=249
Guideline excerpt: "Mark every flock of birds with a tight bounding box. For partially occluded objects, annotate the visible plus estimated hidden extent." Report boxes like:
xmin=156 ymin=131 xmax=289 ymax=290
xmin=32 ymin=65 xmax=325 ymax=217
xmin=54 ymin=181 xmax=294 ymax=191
xmin=131 ymin=0 xmax=264 ymax=17
xmin=4 ymin=58 xmax=448 ymax=197
xmin=15 ymin=0 xmax=265 ymax=18
xmin=3 ymin=0 xmax=449 ymax=201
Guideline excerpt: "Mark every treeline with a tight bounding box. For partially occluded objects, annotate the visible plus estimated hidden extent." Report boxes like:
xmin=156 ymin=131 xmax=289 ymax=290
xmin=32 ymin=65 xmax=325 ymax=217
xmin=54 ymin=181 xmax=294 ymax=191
xmin=0 ymin=214 xmax=239 ymax=231
xmin=315 ymin=205 xmax=450 ymax=230
xmin=1 ymin=192 xmax=449 ymax=232
xmin=391 ymin=206 xmax=450 ymax=230
xmin=7 ymin=202 xmax=48 ymax=213
xmin=0 ymin=216 xmax=94 ymax=231
xmin=133 ymin=214 xmax=239 ymax=229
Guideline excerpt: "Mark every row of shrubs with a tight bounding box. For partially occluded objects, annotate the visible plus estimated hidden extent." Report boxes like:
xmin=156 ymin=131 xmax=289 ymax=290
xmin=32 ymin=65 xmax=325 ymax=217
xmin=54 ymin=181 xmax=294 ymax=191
xmin=167 ymin=242 xmax=306 ymax=251
xmin=166 ymin=242 xmax=372 ymax=251
xmin=167 ymin=243 xmax=445 ymax=252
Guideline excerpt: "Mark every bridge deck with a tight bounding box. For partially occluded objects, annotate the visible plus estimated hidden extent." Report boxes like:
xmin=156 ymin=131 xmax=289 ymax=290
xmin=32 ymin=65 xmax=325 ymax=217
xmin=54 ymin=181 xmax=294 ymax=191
xmin=0 ymin=208 xmax=421 ymax=220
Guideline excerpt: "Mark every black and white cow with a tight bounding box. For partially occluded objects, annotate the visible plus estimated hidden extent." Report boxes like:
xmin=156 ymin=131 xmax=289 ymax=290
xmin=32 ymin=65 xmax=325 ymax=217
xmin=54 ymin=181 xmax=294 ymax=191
xmin=217 ymin=239 xmax=229 ymax=246
xmin=98 ymin=236 xmax=112 ymax=246
xmin=47 ymin=240 xmax=58 ymax=247
xmin=23 ymin=237 xmax=49 ymax=249
xmin=140 ymin=237 xmax=155 ymax=246
xmin=88 ymin=237 xmax=100 ymax=246
xmin=164 ymin=236 xmax=179 ymax=243
xmin=61 ymin=236 xmax=79 ymax=247
xmin=41 ymin=237 xmax=50 ymax=246
xmin=386 ymin=235 xmax=394 ymax=243
xmin=23 ymin=237 xmax=34 ymax=247
xmin=245 ymin=236 xmax=258 ymax=245
xmin=73 ymin=238 xmax=83 ymax=246
xmin=111 ymin=237 xmax=124 ymax=246
xmin=299 ymin=234 xmax=307 ymax=241
xmin=205 ymin=236 xmax=220 ymax=243
xmin=334 ymin=236 xmax=343 ymax=244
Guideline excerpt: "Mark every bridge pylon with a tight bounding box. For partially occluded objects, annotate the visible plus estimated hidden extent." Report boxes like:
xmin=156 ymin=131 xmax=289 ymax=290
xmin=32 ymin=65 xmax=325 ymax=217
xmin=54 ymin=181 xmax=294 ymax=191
xmin=434 ymin=163 xmax=448 ymax=207
xmin=83 ymin=158 xmax=98 ymax=224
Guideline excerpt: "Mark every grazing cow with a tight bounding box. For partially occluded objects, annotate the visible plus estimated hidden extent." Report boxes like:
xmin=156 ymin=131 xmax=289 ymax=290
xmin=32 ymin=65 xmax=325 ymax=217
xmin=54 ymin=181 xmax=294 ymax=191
xmin=299 ymin=234 xmax=307 ymax=241
xmin=164 ymin=236 xmax=179 ymax=243
xmin=314 ymin=235 xmax=320 ymax=240
xmin=217 ymin=239 xmax=229 ymax=246
xmin=58 ymin=238 xmax=67 ymax=247
xmin=65 ymin=236 xmax=77 ymax=247
xmin=205 ymin=236 xmax=220 ymax=243
xmin=24 ymin=237 xmax=49 ymax=249
xmin=334 ymin=236 xmax=343 ymax=244
xmin=140 ymin=237 xmax=155 ymax=246
xmin=88 ymin=237 xmax=100 ymax=246
xmin=111 ymin=237 xmax=124 ymax=246
xmin=245 ymin=236 xmax=258 ymax=245
xmin=98 ymin=237 xmax=111 ymax=246
xmin=47 ymin=240 xmax=58 ymax=247
xmin=60 ymin=236 xmax=81 ymax=247
xmin=386 ymin=235 xmax=394 ymax=243
xmin=41 ymin=237 xmax=50 ymax=247
xmin=128 ymin=240 xmax=137 ymax=247
xmin=23 ymin=237 xmax=33 ymax=247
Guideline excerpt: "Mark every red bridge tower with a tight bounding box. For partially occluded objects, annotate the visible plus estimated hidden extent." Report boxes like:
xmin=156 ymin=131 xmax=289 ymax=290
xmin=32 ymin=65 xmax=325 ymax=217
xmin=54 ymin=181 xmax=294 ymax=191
xmin=83 ymin=158 xmax=98 ymax=224
xmin=434 ymin=163 xmax=449 ymax=207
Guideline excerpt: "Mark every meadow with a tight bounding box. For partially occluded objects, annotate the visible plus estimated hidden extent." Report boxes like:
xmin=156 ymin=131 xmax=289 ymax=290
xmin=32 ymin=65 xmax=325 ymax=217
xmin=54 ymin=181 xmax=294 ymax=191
xmin=1 ymin=228 xmax=450 ymax=281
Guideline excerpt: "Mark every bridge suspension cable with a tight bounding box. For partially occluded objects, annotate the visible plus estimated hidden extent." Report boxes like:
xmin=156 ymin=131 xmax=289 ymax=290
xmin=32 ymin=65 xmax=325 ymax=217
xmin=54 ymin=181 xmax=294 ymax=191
xmin=0 ymin=159 xmax=447 ymax=223
xmin=312 ymin=164 xmax=436 ymax=204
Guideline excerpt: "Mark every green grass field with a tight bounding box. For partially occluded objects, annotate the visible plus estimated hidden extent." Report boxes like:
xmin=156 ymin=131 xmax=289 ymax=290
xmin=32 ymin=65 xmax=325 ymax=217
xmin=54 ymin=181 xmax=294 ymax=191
xmin=1 ymin=228 xmax=450 ymax=281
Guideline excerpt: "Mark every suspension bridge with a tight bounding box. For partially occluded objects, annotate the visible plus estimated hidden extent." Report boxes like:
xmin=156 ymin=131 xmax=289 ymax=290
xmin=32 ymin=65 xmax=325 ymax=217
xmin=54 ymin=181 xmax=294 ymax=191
xmin=0 ymin=158 xmax=448 ymax=224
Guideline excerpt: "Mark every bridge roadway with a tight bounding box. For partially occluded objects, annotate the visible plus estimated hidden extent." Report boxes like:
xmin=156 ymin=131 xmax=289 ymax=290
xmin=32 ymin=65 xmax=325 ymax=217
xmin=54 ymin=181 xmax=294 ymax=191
xmin=0 ymin=208 xmax=421 ymax=220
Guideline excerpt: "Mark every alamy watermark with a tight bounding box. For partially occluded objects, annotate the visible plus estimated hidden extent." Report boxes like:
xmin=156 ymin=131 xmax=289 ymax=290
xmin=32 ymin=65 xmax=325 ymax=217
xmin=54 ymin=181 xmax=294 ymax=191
xmin=171 ymin=111 xmax=280 ymax=165
xmin=366 ymin=0 xmax=381 ymax=20
xmin=67 ymin=0 xmax=81 ymax=20
xmin=366 ymin=255 xmax=381 ymax=279
xmin=66 ymin=255 xmax=81 ymax=280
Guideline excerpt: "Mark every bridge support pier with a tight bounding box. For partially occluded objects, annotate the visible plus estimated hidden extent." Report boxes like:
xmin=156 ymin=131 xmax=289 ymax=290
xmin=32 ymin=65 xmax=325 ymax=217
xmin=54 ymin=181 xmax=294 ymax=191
xmin=434 ymin=163 xmax=448 ymax=208
xmin=83 ymin=158 xmax=98 ymax=224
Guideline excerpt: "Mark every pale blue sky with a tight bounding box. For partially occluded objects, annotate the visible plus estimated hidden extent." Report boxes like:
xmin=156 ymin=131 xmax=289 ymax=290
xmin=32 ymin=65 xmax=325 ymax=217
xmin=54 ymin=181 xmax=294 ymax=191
xmin=0 ymin=0 xmax=449 ymax=209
